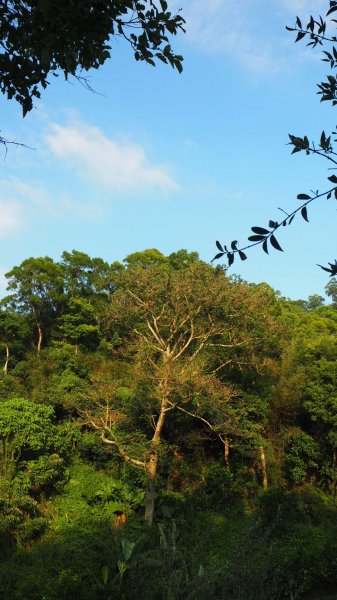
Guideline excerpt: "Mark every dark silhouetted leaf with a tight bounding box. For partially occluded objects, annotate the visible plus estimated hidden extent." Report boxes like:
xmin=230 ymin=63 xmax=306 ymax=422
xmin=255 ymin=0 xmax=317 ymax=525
xmin=297 ymin=193 xmax=311 ymax=200
xmin=216 ymin=241 xmax=223 ymax=252
xmin=270 ymin=235 xmax=283 ymax=252
xmin=295 ymin=31 xmax=306 ymax=42
xmin=238 ymin=250 xmax=247 ymax=260
xmin=328 ymin=174 xmax=337 ymax=183
xmin=262 ymin=239 xmax=269 ymax=254
xmin=251 ymin=226 xmax=269 ymax=235
xmin=327 ymin=5 xmax=337 ymax=15
xmin=211 ymin=252 xmax=225 ymax=262
xmin=317 ymin=264 xmax=334 ymax=273
xmin=248 ymin=235 xmax=266 ymax=242
xmin=231 ymin=240 xmax=238 ymax=250
xmin=227 ymin=253 xmax=234 ymax=266
xmin=301 ymin=206 xmax=309 ymax=222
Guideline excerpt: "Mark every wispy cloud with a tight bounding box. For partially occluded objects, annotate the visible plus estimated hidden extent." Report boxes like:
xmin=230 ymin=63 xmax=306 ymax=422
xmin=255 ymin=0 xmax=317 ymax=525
xmin=0 ymin=179 xmax=25 ymax=236
xmin=281 ymin=0 xmax=326 ymax=14
xmin=0 ymin=200 xmax=22 ymax=237
xmin=172 ymin=0 xmax=280 ymax=74
xmin=172 ymin=0 xmax=330 ymax=73
xmin=0 ymin=177 xmax=103 ymax=237
xmin=45 ymin=121 xmax=179 ymax=193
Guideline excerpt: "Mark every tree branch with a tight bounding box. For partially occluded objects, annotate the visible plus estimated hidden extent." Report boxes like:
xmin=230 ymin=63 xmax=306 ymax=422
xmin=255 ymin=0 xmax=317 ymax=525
xmin=100 ymin=433 xmax=145 ymax=469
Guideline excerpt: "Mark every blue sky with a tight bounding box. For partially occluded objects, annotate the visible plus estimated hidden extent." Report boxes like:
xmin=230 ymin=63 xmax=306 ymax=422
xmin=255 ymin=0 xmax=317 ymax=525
xmin=1 ymin=0 xmax=336 ymax=300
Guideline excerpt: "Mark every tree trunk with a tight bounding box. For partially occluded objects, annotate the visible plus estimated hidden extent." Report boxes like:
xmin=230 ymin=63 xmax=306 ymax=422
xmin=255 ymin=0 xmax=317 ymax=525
xmin=37 ymin=323 xmax=43 ymax=354
xmin=144 ymin=449 xmax=158 ymax=525
xmin=333 ymin=450 xmax=337 ymax=496
xmin=144 ymin=388 xmax=168 ymax=525
xmin=224 ymin=437 xmax=229 ymax=466
xmin=259 ymin=445 xmax=268 ymax=490
xmin=3 ymin=344 xmax=9 ymax=374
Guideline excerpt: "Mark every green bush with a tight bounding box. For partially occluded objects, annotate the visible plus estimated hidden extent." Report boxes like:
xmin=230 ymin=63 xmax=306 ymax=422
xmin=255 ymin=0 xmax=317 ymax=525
xmin=224 ymin=487 xmax=337 ymax=599
xmin=0 ymin=398 xmax=69 ymax=545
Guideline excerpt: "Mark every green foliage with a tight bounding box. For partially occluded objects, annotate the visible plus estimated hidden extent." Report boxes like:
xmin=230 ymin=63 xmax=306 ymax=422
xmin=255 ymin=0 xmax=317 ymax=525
xmin=0 ymin=397 xmax=63 ymax=457
xmin=123 ymin=248 xmax=169 ymax=268
xmin=0 ymin=308 xmax=29 ymax=371
xmin=1 ymin=248 xmax=337 ymax=597
xmin=225 ymin=488 xmax=337 ymax=599
xmin=0 ymin=398 xmax=69 ymax=544
xmin=57 ymin=297 xmax=100 ymax=348
xmin=50 ymin=463 xmax=144 ymax=529
xmin=168 ymin=249 xmax=200 ymax=270
xmin=201 ymin=464 xmax=235 ymax=506
xmin=284 ymin=429 xmax=320 ymax=486
xmin=0 ymin=371 xmax=22 ymax=400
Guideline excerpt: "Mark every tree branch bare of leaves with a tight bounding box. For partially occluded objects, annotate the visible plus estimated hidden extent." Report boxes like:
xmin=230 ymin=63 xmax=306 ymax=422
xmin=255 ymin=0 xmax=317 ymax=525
xmin=0 ymin=134 xmax=34 ymax=158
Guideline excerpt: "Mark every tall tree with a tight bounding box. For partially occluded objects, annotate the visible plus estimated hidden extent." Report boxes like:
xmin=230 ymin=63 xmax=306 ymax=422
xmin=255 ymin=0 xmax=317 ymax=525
xmin=61 ymin=250 xmax=112 ymax=298
xmin=4 ymin=257 xmax=64 ymax=354
xmin=0 ymin=309 xmax=28 ymax=373
xmin=86 ymin=260 xmax=281 ymax=524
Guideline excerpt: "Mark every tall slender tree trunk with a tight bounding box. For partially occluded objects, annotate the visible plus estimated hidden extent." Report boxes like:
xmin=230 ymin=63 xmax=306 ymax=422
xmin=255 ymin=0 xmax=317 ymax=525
xmin=144 ymin=449 xmax=159 ymax=525
xmin=224 ymin=437 xmax=230 ymax=466
xmin=31 ymin=306 xmax=43 ymax=355
xmin=3 ymin=344 xmax=9 ymax=374
xmin=37 ymin=323 xmax=43 ymax=355
xmin=259 ymin=445 xmax=268 ymax=490
xmin=144 ymin=382 xmax=168 ymax=525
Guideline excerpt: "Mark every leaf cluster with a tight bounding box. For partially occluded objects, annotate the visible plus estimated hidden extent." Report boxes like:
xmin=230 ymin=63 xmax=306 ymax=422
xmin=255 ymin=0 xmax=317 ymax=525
xmin=0 ymin=0 xmax=185 ymax=115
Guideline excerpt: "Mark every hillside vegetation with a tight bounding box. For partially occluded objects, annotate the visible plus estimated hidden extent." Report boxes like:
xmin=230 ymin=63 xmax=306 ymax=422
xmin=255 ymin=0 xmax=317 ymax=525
xmin=1 ymin=249 xmax=337 ymax=599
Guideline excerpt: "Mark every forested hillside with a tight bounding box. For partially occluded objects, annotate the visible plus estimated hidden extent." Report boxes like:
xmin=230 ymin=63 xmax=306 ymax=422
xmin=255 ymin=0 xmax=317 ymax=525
xmin=1 ymin=249 xmax=337 ymax=600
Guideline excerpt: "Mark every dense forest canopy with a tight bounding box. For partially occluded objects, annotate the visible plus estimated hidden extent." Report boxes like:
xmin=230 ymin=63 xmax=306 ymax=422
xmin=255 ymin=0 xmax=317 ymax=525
xmin=0 ymin=248 xmax=337 ymax=599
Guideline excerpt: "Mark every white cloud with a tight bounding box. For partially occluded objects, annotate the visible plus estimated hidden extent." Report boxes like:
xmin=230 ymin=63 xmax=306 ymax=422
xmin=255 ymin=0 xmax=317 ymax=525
xmin=281 ymin=0 xmax=326 ymax=14
xmin=0 ymin=180 xmax=24 ymax=236
xmin=171 ymin=0 xmax=279 ymax=73
xmin=0 ymin=200 xmax=22 ymax=237
xmin=0 ymin=177 xmax=103 ymax=235
xmin=6 ymin=179 xmax=53 ymax=210
xmin=45 ymin=121 xmax=179 ymax=193
xmin=171 ymin=0 xmax=331 ymax=73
